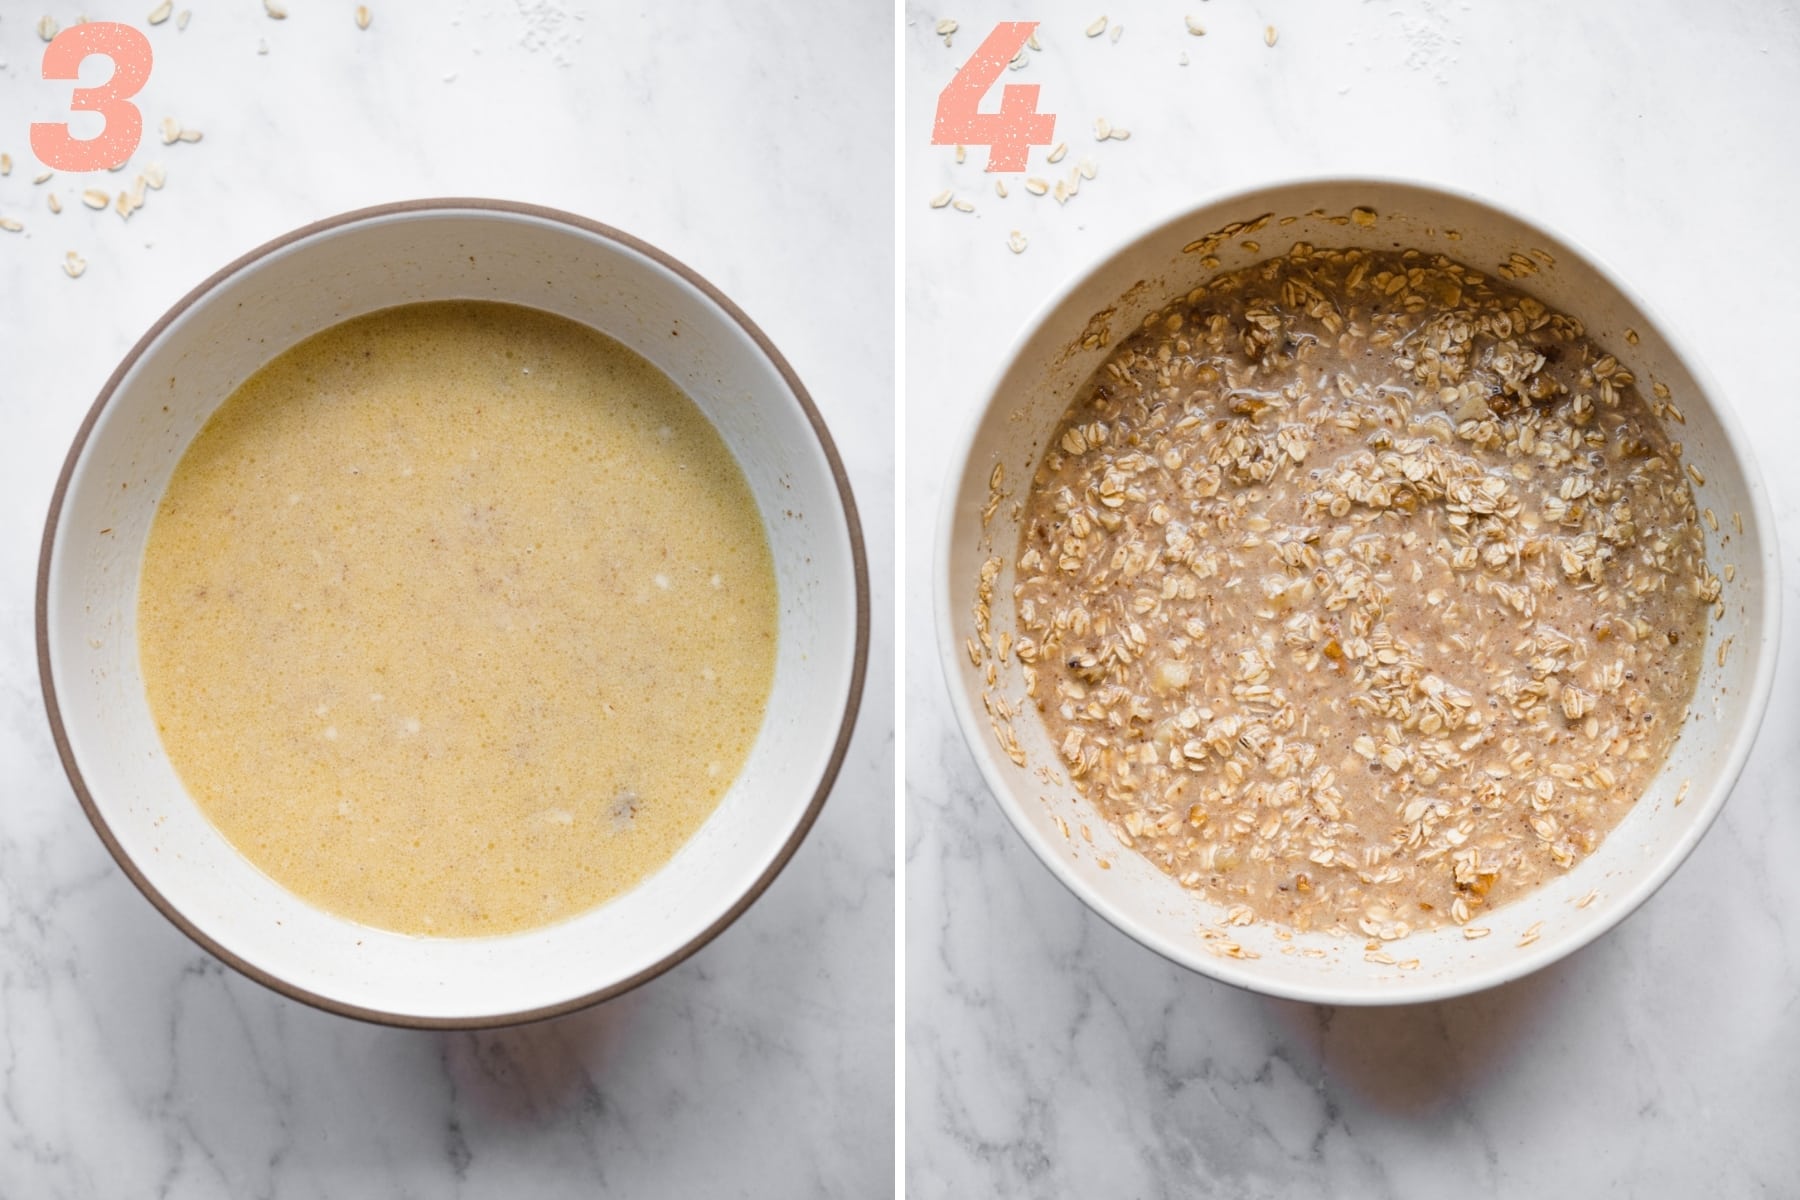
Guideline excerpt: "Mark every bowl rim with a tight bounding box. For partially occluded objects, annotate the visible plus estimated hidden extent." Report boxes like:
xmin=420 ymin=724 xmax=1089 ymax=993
xmin=934 ymin=172 xmax=1782 ymax=1005
xmin=36 ymin=197 xmax=871 ymax=1030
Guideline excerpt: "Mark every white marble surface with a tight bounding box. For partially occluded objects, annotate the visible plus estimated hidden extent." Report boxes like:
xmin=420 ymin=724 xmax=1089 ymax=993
xmin=906 ymin=1 xmax=1800 ymax=1194
xmin=0 ymin=3 xmax=892 ymax=1197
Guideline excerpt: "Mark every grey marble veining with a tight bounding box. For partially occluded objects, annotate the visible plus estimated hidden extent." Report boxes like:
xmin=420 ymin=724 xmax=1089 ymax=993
xmin=0 ymin=2 xmax=893 ymax=1197
xmin=906 ymin=1 xmax=1800 ymax=1194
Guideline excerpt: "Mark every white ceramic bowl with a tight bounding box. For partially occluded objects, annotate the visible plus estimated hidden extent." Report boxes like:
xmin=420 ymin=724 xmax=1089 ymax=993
xmin=39 ymin=200 xmax=868 ymax=1027
xmin=937 ymin=178 xmax=1778 ymax=1004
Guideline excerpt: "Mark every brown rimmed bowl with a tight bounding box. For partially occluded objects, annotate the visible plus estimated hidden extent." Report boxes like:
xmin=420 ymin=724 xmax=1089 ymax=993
xmin=39 ymin=199 xmax=869 ymax=1028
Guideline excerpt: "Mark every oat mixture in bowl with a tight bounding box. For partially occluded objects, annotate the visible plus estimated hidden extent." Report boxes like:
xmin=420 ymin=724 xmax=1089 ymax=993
xmin=1014 ymin=247 xmax=1711 ymax=942
xmin=938 ymin=179 xmax=1777 ymax=1004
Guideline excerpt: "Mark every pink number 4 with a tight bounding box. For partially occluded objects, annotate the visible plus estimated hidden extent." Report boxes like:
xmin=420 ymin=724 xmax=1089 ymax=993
xmin=31 ymin=22 xmax=154 ymax=173
xmin=932 ymin=22 xmax=1055 ymax=172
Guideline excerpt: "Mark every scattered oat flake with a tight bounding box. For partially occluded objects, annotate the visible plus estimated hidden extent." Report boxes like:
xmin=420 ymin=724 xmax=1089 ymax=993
xmin=1093 ymin=117 xmax=1111 ymax=139
xmin=1206 ymin=938 xmax=1258 ymax=960
xmin=1027 ymin=32 xmax=1041 ymax=51
xmin=936 ymin=17 xmax=958 ymax=35
xmin=1185 ymin=15 xmax=1205 ymax=35
xmin=1110 ymin=23 xmax=1122 ymax=42
xmin=1625 ymin=328 xmax=1639 ymax=345
xmin=1085 ymin=15 xmax=1107 ymax=37
xmin=1517 ymin=921 xmax=1544 ymax=947
xmin=1462 ymin=926 xmax=1491 ymax=940
xmin=1686 ymin=463 xmax=1705 ymax=486
xmin=0 ymin=155 xmax=10 ymax=177
xmin=32 ymin=171 xmax=52 ymax=185
xmin=144 ymin=163 xmax=166 ymax=189
xmin=1052 ymin=180 xmax=1069 ymax=205
xmin=1265 ymin=24 xmax=1278 ymax=46
xmin=1398 ymin=959 xmax=1420 ymax=970
xmin=264 ymin=0 xmax=287 ymax=17
xmin=177 ymin=9 xmax=190 ymax=29
xmin=1108 ymin=127 xmax=1130 ymax=141
xmin=47 ymin=194 xmax=61 ymax=214
xmin=1024 ymin=177 xmax=1048 ymax=195
xmin=1047 ymin=142 xmax=1067 ymax=164
xmin=148 ymin=0 xmax=172 ymax=23
xmin=929 ymin=189 xmax=952 ymax=209
xmin=81 ymin=189 xmax=109 ymax=210
xmin=63 ymin=251 xmax=86 ymax=278
xmin=114 ymin=191 xmax=131 ymax=219
xmin=1078 ymin=158 xmax=1096 ymax=180
xmin=1365 ymin=950 xmax=1396 ymax=965
xmin=356 ymin=5 xmax=372 ymax=29
xmin=160 ymin=118 xmax=180 ymax=145
xmin=0 ymin=218 xmax=21 ymax=233
xmin=177 ymin=128 xmax=203 ymax=144
xmin=1178 ymin=50 xmax=1189 ymax=65
xmin=37 ymin=15 xmax=58 ymax=41
xmin=1576 ymin=889 xmax=1600 ymax=909
xmin=954 ymin=144 xmax=966 ymax=164
xmin=952 ymin=198 xmax=975 ymax=213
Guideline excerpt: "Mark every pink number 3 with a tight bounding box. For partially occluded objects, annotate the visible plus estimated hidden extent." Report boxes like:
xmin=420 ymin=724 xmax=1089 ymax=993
xmin=30 ymin=22 xmax=154 ymax=173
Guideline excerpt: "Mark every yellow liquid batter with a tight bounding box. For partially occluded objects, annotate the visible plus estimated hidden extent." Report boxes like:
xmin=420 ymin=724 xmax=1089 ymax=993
xmin=138 ymin=301 xmax=778 ymax=937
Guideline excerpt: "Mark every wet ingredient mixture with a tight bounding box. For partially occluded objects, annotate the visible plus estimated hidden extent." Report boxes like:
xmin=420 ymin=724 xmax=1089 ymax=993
xmin=1013 ymin=248 xmax=1714 ymax=939
xmin=139 ymin=301 xmax=778 ymax=937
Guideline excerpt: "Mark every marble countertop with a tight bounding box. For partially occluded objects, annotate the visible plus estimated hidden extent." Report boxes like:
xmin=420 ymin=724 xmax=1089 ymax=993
xmin=0 ymin=2 xmax=892 ymax=1197
xmin=905 ymin=1 xmax=1799 ymax=1194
